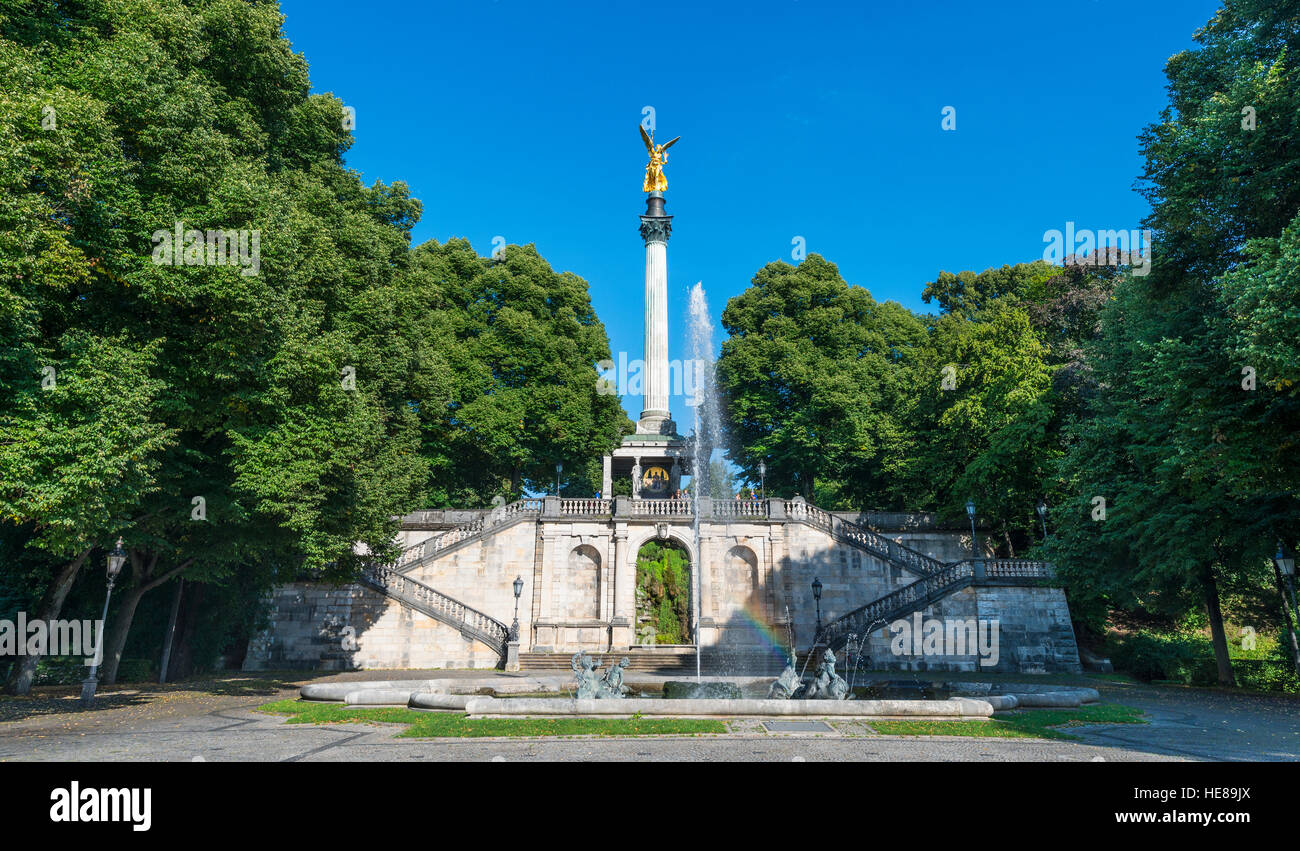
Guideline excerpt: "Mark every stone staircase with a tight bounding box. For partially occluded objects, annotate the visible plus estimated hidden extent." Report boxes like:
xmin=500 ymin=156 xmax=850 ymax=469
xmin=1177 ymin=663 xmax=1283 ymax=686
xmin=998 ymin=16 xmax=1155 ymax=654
xmin=781 ymin=499 xmax=945 ymax=578
xmin=388 ymin=498 xmax=546 ymax=573
xmin=364 ymin=497 xmax=1053 ymax=674
xmin=815 ymin=558 xmax=1056 ymax=654
xmin=359 ymin=564 xmax=510 ymax=663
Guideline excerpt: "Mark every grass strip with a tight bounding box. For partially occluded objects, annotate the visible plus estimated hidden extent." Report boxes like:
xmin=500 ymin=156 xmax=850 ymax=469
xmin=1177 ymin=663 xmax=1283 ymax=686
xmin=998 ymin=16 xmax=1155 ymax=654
xmin=257 ymin=699 xmax=726 ymax=738
xmin=868 ymin=703 xmax=1145 ymax=740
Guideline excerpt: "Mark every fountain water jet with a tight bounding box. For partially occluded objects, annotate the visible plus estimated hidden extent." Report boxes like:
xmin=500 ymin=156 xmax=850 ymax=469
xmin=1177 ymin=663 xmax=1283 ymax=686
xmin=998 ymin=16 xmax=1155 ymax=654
xmin=686 ymin=281 xmax=723 ymax=681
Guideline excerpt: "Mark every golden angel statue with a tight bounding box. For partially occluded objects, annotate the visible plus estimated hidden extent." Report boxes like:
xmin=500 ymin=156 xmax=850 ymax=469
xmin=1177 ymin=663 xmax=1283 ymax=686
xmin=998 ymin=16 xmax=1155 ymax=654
xmin=640 ymin=125 xmax=680 ymax=192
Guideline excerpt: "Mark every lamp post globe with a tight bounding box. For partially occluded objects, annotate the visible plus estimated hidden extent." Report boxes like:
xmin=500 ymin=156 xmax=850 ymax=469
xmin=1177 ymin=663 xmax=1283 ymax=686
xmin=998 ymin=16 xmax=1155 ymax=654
xmin=1275 ymin=541 xmax=1296 ymax=608
xmin=1272 ymin=541 xmax=1300 ymax=679
xmin=1276 ymin=542 xmax=1296 ymax=579
xmin=555 ymin=461 xmax=563 ymax=496
xmin=107 ymin=538 xmax=126 ymax=580
xmin=510 ymin=575 xmax=523 ymax=641
xmin=1036 ymin=499 xmax=1048 ymax=541
xmin=758 ymin=461 xmax=766 ymax=500
xmin=965 ymin=499 xmax=979 ymax=558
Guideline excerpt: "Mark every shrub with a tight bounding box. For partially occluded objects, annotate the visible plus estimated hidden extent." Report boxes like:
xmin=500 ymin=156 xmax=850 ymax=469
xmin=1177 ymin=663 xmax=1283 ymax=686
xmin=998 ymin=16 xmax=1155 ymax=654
xmin=1109 ymin=632 xmax=1211 ymax=682
xmin=1110 ymin=631 xmax=1299 ymax=692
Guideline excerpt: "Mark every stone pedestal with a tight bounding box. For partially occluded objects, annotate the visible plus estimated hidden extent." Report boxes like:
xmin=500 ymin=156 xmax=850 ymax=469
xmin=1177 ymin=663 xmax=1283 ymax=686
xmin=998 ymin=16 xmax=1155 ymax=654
xmin=505 ymin=640 xmax=520 ymax=672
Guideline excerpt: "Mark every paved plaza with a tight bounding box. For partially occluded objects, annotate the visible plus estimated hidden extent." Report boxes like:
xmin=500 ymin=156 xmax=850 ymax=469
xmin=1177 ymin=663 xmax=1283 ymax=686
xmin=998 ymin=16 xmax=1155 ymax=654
xmin=0 ymin=673 xmax=1296 ymax=762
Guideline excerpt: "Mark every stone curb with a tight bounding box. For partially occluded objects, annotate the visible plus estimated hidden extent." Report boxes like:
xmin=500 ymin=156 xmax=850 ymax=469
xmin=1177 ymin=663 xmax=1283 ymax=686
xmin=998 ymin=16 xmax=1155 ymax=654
xmin=460 ymin=696 xmax=994 ymax=718
xmin=408 ymin=693 xmax=473 ymax=710
xmin=344 ymin=689 xmax=425 ymax=706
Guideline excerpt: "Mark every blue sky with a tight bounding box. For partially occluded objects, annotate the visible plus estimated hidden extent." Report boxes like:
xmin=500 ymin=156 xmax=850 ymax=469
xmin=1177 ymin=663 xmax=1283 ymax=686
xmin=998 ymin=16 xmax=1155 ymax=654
xmin=279 ymin=0 xmax=1221 ymax=430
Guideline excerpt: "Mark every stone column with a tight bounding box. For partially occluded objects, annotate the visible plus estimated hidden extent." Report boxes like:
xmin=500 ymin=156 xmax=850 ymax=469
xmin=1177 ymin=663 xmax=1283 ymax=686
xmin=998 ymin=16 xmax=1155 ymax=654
xmin=697 ymin=530 xmax=714 ymax=623
xmin=637 ymin=193 xmax=673 ymax=435
xmin=768 ymin=524 xmax=791 ymax=627
xmin=534 ymin=532 xmax=558 ymax=651
xmin=601 ymin=454 xmax=612 ymax=497
xmin=611 ymin=526 xmax=632 ymax=648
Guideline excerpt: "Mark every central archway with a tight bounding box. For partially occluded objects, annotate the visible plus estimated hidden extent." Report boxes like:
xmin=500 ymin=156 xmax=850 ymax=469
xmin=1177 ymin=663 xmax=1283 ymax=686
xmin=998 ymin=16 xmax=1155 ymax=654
xmin=634 ymin=538 xmax=693 ymax=645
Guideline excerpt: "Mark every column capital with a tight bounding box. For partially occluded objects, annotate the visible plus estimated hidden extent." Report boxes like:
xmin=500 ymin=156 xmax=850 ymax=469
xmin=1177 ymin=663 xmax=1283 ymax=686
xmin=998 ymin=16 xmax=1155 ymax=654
xmin=639 ymin=215 xmax=672 ymax=244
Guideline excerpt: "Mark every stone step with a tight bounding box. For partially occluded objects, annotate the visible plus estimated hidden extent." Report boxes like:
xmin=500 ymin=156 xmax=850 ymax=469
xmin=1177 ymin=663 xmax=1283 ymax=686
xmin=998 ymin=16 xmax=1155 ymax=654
xmin=518 ymin=648 xmax=790 ymax=675
xmin=519 ymin=651 xmax=698 ymax=672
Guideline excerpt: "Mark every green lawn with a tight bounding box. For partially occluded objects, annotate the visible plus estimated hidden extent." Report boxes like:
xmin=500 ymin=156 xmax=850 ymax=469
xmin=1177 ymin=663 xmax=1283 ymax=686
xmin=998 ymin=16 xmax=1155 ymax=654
xmin=257 ymin=699 xmax=726 ymax=738
xmin=259 ymin=698 xmax=1143 ymax=741
xmin=868 ymin=703 xmax=1146 ymax=740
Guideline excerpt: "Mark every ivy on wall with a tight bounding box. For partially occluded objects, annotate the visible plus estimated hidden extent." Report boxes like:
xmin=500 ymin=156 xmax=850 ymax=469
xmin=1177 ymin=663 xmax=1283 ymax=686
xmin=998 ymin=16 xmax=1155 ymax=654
xmin=635 ymin=541 xmax=691 ymax=645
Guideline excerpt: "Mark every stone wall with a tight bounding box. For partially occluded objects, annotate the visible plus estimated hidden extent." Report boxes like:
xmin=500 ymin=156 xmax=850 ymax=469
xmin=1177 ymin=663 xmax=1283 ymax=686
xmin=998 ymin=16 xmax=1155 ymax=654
xmin=243 ymin=583 xmax=499 ymax=671
xmin=854 ymin=584 xmax=1081 ymax=674
xmin=245 ymin=509 xmax=1080 ymax=673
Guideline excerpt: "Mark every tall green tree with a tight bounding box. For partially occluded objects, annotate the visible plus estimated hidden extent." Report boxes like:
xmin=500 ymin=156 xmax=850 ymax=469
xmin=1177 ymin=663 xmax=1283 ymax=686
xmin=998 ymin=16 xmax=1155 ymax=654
xmin=400 ymin=238 xmax=630 ymax=506
xmin=717 ymin=254 xmax=926 ymax=506
xmin=900 ymin=302 xmax=1059 ymax=554
xmin=0 ymin=0 xmax=431 ymax=685
xmin=1051 ymin=0 xmax=1300 ymax=684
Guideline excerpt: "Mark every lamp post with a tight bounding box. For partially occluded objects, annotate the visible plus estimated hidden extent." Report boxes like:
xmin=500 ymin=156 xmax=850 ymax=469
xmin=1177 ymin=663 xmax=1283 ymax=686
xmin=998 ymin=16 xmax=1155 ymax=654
xmin=1036 ymin=499 xmax=1048 ymax=541
xmin=1276 ymin=542 xmax=1296 ymax=608
xmin=81 ymin=538 xmax=126 ymax=706
xmin=758 ymin=461 xmax=766 ymax=501
xmin=966 ymin=498 xmax=978 ymax=558
xmin=510 ymin=575 xmax=523 ymax=641
xmin=1272 ymin=541 xmax=1300 ymax=679
xmin=555 ymin=461 xmax=563 ymax=496
xmin=811 ymin=576 xmax=823 ymax=639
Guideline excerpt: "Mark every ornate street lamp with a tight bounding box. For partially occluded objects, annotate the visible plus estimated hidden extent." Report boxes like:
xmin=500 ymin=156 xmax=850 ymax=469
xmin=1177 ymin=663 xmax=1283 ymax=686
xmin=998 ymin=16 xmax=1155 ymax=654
xmin=1274 ymin=541 xmax=1296 ymax=610
xmin=554 ymin=461 xmax=563 ymax=496
xmin=1272 ymin=542 xmax=1300 ymax=678
xmin=758 ymin=461 xmax=766 ymax=500
xmin=1036 ymin=499 xmax=1048 ymax=541
xmin=966 ymin=498 xmax=978 ymax=558
xmin=81 ymin=538 xmax=126 ymax=706
xmin=510 ymin=575 xmax=524 ymax=641
xmin=811 ymin=576 xmax=823 ymax=637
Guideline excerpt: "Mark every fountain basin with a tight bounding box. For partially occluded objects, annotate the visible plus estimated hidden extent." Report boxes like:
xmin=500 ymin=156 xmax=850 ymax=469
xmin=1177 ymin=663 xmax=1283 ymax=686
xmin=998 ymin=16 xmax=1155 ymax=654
xmin=298 ymin=677 xmax=1098 ymax=718
xmin=459 ymin=696 xmax=995 ymax=718
xmin=662 ymin=681 xmax=743 ymax=700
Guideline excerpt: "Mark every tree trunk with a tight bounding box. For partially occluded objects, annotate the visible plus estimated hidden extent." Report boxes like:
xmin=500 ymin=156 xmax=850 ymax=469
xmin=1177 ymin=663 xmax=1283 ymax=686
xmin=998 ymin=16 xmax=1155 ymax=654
xmin=101 ymin=556 xmax=193 ymax=685
xmin=158 ymin=578 xmax=184 ymax=684
xmin=4 ymin=548 xmax=92 ymax=695
xmin=1201 ymin=563 xmax=1235 ymax=687
xmin=1002 ymin=526 xmax=1016 ymax=558
xmin=101 ymin=583 xmax=149 ymax=685
xmin=169 ymin=582 xmax=206 ymax=680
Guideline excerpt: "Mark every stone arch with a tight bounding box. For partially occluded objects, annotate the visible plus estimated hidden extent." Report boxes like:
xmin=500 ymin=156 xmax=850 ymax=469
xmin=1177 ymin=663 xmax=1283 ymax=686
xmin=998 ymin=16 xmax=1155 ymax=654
xmin=626 ymin=526 xmax=696 ymax=567
xmin=632 ymin=532 xmax=694 ymax=646
xmin=557 ymin=544 xmax=601 ymax=620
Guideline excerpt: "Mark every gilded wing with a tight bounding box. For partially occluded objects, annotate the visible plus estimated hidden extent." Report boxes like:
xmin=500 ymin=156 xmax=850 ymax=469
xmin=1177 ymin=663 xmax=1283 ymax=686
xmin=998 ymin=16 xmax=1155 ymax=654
xmin=640 ymin=124 xmax=653 ymax=152
xmin=661 ymin=135 xmax=681 ymax=151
